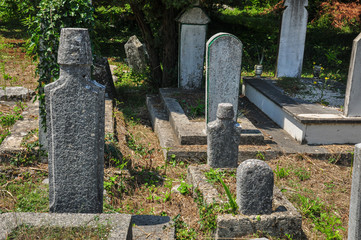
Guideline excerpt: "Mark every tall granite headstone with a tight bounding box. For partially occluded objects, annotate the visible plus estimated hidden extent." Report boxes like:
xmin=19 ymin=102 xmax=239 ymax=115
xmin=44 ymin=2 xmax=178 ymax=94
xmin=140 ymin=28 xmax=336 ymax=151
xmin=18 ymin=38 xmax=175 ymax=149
xmin=205 ymin=33 xmax=242 ymax=123
xmin=344 ymin=33 xmax=361 ymax=117
xmin=237 ymin=159 xmax=274 ymax=215
xmin=207 ymin=103 xmax=241 ymax=168
xmin=45 ymin=28 xmax=105 ymax=213
xmin=348 ymin=143 xmax=361 ymax=239
xmin=124 ymin=35 xmax=147 ymax=72
xmin=177 ymin=6 xmax=210 ymax=89
xmin=276 ymin=0 xmax=308 ymax=78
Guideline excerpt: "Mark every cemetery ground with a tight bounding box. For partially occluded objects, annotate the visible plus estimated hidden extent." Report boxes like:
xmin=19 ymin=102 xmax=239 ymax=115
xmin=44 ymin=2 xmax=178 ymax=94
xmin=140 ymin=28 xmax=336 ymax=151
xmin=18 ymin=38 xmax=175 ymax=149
xmin=0 ymin=16 xmax=357 ymax=240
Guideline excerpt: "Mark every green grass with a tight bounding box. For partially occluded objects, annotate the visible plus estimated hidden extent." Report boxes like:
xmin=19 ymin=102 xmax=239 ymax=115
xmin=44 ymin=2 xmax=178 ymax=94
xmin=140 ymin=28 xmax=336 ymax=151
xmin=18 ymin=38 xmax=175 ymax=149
xmin=297 ymin=194 xmax=344 ymax=239
xmin=7 ymin=224 xmax=111 ymax=240
xmin=1 ymin=180 xmax=48 ymax=213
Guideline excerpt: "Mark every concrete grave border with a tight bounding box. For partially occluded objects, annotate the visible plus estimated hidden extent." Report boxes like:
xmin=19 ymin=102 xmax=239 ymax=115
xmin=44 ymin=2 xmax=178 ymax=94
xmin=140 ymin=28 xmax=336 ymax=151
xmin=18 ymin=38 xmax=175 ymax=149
xmin=0 ymin=213 xmax=132 ymax=240
xmin=187 ymin=165 xmax=303 ymax=239
xmin=159 ymin=88 xmax=264 ymax=145
xmin=146 ymin=93 xmax=280 ymax=163
xmin=0 ymin=213 xmax=175 ymax=240
xmin=243 ymin=77 xmax=361 ymax=144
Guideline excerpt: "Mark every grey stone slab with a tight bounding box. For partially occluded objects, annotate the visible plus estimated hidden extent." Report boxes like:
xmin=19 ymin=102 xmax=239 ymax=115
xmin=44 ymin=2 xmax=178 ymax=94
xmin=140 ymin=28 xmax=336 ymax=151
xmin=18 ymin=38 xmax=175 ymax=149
xmin=131 ymin=215 xmax=175 ymax=240
xmin=348 ymin=143 xmax=361 ymax=240
xmin=0 ymin=87 xmax=35 ymax=101
xmin=205 ymin=33 xmax=242 ymax=123
xmin=124 ymin=35 xmax=148 ymax=72
xmin=345 ymin=33 xmax=361 ymax=117
xmin=207 ymin=103 xmax=241 ymax=168
xmin=0 ymin=212 xmax=132 ymax=240
xmin=45 ymin=28 xmax=105 ymax=213
xmin=92 ymin=56 xmax=117 ymax=99
xmin=177 ymin=7 xmax=209 ymax=89
xmin=237 ymin=159 xmax=274 ymax=215
xmin=276 ymin=0 xmax=308 ymax=78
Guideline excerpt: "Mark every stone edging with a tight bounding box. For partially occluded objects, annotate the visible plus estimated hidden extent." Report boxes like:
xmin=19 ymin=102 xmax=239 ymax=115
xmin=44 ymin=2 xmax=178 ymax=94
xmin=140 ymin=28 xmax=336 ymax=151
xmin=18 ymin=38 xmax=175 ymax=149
xmin=0 ymin=212 xmax=132 ymax=240
xmin=186 ymin=165 xmax=303 ymax=239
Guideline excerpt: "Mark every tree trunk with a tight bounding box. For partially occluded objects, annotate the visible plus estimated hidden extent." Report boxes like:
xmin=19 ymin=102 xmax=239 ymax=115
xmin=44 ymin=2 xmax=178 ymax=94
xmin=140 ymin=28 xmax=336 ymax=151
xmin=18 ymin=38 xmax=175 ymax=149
xmin=161 ymin=7 xmax=178 ymax=87
xmin=130 ymin=3 xmax=162 ymax=88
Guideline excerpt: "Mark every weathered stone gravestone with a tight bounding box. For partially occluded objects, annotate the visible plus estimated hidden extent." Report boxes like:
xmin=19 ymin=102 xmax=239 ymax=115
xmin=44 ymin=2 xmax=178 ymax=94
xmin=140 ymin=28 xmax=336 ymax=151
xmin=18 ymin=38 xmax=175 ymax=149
xmin=124 ymin=35 xmax=148 ymax=72
xmin=276 ymin=0 xmax=308 ymax=78
xmin=177 ymin=6 xmax=210 ymax=89
xmin=237 ymin=159 xmax=274 ymax=215
xmin=45 ymin=28 xmax=105 ymax=213
xmin=207 ymin=103 xmax=241 ymax=168
xmin=92 ymin=56 xmax=117 ymax=99
xmin=348 ymin=143 xmax=361 ymax=239
xmin=205 ymin=33 xmax=242 ymax=123
xmin=344 ymin=33 xmax=361 ymax=117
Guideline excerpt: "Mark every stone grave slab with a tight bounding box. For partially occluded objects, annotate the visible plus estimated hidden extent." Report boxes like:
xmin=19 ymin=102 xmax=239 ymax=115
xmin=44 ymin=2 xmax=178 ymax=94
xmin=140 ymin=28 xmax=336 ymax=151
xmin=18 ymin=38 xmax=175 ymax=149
xmin=243 ymin=77 xmax=361 ymax=144
xmin=205 ymin=33 xmax=242 ymax=123
xmin=0 ymin=87 xmax=35 ymax=101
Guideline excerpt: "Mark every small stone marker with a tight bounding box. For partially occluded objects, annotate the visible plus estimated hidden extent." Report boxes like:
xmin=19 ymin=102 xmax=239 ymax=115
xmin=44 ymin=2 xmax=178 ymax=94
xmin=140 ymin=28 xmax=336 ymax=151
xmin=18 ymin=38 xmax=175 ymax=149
xmin=276 ymin=0 xmax=308 ymax=78
xmin=207 ymin=103 xmax=241 ymax=168
xmin=124 ymin=35 xmax=147 ymax=72
xmin=348 ymin=143 xmax=361 ymax=239
xmin=45 ymin=28 xmax=105 ymax=213
xmin=205 ymin=33 xmax=242 ymax=123
xmin=344 ymin=33 xmax=361 ymax=117
xmin=177 ymin=6 xmax=210 ymax=89
xmin=237 ymin=159 xmax=274 ymax=215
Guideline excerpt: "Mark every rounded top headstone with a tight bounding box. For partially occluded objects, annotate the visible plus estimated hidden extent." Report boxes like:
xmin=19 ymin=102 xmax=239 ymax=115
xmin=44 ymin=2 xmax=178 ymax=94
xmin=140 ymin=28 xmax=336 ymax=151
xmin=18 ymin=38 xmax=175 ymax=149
xmin=238 ymin=159 xmax=273 ymax=173
xmin=57 ymin=28 xmax=92 ymax=65
xmin=216 ymin=103 xmax=234 ymax=119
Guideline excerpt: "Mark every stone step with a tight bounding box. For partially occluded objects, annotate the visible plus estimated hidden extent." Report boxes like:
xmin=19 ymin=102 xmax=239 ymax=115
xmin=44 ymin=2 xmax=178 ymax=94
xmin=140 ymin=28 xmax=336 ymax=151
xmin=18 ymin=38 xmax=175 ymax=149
xmin=158 ymin=88 xmax=264 ymax=145
xmin=243 ymin=77 xmax=361 ymax=144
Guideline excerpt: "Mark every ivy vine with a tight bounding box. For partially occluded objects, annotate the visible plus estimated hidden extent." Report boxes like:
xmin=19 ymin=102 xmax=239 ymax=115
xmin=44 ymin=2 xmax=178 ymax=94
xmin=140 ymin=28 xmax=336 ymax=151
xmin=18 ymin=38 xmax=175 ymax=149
xmin=27 ymin=0 xmax=96 ymax=132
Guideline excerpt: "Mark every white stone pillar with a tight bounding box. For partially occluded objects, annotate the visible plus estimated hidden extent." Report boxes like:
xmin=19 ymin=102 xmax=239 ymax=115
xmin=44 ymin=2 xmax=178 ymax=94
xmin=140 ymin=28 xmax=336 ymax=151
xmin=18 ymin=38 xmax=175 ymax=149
xmin=344 ymin=33 xmax=361 ymax=117
xmin=276 ymin=0 xmax=308 ymax=78
xmin=177 ymin=7 xmax=210 ymax=89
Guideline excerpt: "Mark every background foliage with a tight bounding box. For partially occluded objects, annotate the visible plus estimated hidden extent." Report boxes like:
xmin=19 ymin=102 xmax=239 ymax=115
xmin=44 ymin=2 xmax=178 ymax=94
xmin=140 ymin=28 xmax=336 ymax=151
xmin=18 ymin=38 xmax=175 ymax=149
xmin=26 ymin=0 xmax=95 ymax=130
xmin=1 ymin=0 xmax=361 ymax=87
